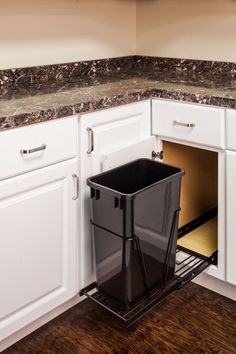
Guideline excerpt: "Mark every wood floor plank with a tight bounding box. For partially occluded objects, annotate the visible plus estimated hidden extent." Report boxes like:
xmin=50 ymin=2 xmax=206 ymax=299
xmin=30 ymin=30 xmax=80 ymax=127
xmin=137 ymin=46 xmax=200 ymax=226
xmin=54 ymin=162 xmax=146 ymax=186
xmin=3 ymin=283 xmax=236 ymax=354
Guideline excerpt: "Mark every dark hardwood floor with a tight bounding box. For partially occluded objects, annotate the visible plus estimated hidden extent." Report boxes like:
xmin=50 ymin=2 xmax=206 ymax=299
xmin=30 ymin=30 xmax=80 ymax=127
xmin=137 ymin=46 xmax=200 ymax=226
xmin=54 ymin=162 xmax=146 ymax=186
xmin=4 ymin=283 xmax=236 ymax=354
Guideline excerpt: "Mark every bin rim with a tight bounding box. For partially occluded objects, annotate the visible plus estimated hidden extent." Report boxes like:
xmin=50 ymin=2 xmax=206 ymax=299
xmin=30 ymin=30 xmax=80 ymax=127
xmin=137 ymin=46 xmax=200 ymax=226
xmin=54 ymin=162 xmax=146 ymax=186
xmin=87 ymin=158 xmax=185 ymax=200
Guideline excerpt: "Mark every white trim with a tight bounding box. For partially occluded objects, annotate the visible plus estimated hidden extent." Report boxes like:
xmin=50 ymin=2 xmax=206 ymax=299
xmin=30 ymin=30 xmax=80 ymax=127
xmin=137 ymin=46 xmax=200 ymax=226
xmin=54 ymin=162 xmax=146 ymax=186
xmin=193 ymin=274 xmax=236 ymax=301
xmin=0 ymin=295 xmax=83 ymax=352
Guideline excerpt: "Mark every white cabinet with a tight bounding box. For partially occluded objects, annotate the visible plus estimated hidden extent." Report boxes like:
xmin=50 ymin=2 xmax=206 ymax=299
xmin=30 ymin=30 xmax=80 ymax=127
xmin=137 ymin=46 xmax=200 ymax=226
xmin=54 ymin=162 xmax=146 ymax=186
xmin=152 ymin=99 xmax=226 ymax=281
xmin=0 ymin=160 xmax=78 ymax=341
xmin=78 ymin=99 xmax=228 ymax=287
xmin=2 ymin=99 xmax=234 ymax=347
xmin=78 ymin=101 xmax=154 ymax=287
xmin=226 ymin=151 xmax=236 ymax=285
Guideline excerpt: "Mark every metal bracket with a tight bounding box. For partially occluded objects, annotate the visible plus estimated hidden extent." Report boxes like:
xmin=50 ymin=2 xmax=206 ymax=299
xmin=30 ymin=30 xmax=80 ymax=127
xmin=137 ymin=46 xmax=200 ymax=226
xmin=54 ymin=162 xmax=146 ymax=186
xmin=152 ymin=150 xmax=163 ymax=160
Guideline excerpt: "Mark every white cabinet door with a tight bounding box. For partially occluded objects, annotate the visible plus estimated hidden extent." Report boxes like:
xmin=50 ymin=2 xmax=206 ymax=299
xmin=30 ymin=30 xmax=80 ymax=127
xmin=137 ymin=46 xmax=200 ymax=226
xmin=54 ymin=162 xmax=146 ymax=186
xmin=78 ymin=101 xmax=156 ymax=287
xmin=0 ymin=160 xmax=77 ymax=341
xmin=226 ymin=151 xmax=236 ymax=285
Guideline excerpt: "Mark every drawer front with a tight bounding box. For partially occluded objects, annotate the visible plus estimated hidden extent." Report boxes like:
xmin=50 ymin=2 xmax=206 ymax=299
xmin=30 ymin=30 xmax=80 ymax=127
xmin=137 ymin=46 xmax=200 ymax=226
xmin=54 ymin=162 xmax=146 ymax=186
xmin=226 ymin=109 xmax=236 ymax=151
xmin=152 ymin=100 xmax=225 ymax=149
xmin=0 ymin=117 xmax=77 ymax=180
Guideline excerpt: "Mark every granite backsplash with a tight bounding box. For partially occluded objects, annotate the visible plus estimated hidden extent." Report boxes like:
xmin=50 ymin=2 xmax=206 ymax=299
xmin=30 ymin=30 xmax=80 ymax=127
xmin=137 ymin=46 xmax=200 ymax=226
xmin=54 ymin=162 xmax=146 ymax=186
xmin=0 ymin=56 xmax=137 ymax=88
xmin=1 ymin=55 xmax=236 ymax=89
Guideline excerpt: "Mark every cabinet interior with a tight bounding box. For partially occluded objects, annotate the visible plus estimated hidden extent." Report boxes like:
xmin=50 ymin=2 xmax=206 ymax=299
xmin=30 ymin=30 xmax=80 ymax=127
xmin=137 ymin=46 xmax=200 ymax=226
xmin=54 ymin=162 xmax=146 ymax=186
xmin=163 ymin=141 xmax=218 ymax=258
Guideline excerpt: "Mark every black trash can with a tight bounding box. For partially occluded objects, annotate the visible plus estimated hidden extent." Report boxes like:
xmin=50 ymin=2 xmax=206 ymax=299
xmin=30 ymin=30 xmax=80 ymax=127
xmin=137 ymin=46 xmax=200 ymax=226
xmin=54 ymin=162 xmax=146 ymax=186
xmin=87 ymin=158 xmax=184 ymax=308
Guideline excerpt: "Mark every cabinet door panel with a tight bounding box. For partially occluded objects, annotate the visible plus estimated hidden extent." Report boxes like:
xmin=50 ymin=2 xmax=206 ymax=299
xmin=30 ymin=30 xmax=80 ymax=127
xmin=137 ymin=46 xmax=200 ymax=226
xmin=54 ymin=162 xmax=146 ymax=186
xmin=226 ymin=151 xmax=236 ymax=285
xmin=0 ymin=185 xmax=62 ymax=319
xmin=0 ymin=161 xmax=77 ymax=340
xmin=79 ymin=101 xmax=153 ymax=287
xmin=103 ymin=136 xmax=156 ymax=171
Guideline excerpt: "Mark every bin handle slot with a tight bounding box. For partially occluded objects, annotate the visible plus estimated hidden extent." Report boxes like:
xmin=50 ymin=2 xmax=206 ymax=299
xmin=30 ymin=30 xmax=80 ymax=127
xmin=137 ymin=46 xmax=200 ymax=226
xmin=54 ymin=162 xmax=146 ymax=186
xmin=90 ymin=188 xmax=95 ymax=199
xmin=114 ymin=197 xmax=119 ymax=208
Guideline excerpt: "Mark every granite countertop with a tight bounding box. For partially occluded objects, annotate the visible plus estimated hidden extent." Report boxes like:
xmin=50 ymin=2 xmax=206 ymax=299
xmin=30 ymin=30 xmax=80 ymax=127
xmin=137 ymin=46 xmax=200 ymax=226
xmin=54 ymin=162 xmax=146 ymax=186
xmin=0 ymin=56 xmax=236 ymax=132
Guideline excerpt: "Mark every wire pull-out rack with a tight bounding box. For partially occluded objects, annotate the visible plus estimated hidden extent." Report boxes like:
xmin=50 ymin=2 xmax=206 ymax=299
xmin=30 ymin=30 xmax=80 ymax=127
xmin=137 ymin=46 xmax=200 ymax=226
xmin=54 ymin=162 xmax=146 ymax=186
xmin=79 ymin=245 xmax=217 ymax=327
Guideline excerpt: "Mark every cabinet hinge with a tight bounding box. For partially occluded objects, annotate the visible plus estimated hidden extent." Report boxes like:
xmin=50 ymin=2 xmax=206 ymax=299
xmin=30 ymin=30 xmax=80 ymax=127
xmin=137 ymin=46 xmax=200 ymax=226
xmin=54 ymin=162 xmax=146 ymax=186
xmin=151 ymin=150 xmax=163 ymax=160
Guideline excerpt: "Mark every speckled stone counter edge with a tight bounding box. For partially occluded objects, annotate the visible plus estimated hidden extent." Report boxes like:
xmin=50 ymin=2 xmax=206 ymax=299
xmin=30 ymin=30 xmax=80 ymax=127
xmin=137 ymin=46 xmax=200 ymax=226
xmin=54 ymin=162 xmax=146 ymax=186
xmin=1 ymin=88 xmax=235 ymax=132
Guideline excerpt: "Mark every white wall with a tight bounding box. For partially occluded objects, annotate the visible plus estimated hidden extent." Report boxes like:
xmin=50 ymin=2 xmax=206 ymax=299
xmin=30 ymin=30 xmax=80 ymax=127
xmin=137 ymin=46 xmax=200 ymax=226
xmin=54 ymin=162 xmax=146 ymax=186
xmin=1 ymin=0 xmax=236 ymax=70
xmin=136 ymin=0 xmax=236 ymax=62
xmin=0 ymin=0 xmax=136 ymax=69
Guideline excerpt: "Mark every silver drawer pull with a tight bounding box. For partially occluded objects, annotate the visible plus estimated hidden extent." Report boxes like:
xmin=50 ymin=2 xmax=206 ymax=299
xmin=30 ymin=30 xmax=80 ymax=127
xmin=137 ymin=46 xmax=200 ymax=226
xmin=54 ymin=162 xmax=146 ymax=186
xmin=72 ymin=174 xmax=79 ymax=200
xmin=87 ymin=127 xmax=94 ymax=154
xmin=20 ymin=144 xmax=46 ymax=155
xmin=174 ymin=120 xmax=196 ymax=128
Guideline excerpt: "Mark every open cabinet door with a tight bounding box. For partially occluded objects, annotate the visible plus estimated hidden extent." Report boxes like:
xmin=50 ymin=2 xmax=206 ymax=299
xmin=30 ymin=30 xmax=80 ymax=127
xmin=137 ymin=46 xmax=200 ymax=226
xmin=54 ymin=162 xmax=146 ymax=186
xmin=78 ymin=101 xmax=156 ymax=288
xmin=103 ymin=136 xmax=156 ymax=171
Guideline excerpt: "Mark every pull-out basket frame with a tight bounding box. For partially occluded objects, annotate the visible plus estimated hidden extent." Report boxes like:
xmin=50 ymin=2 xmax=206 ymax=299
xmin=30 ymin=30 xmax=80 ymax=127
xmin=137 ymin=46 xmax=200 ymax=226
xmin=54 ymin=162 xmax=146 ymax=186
xmin=79 ymin=247 xmax=217 ymax=327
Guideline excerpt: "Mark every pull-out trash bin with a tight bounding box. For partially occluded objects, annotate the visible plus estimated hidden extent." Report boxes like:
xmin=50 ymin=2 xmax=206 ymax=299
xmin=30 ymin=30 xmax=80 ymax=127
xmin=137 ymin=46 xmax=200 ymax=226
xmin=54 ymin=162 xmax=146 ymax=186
xmin=87 ymin=158 xmax=184 ymax=308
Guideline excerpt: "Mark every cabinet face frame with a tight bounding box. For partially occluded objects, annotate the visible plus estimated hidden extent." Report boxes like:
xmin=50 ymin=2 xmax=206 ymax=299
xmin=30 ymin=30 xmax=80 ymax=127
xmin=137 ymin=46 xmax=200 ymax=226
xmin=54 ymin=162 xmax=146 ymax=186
xmin=226 ymin=151 xmax=236 ymax=286
xmin=156 ymin=137 xmax=226 ymax=281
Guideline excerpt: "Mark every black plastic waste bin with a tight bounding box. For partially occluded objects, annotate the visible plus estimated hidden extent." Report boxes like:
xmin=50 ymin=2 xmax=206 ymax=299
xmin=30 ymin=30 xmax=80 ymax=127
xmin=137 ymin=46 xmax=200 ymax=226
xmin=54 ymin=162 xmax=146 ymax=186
xmin=87 ymin=158 xmax=184 ymax=308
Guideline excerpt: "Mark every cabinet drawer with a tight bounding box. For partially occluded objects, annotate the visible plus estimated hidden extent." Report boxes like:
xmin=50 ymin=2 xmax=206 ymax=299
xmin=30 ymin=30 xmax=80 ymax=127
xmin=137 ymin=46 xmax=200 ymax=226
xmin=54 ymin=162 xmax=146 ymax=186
xmin=152 ymin=100 xmax=225 ymax=149
xmin=226 ymin=109 xmax=236 ymax=150
xmin=0 ymin=117 xmax=77 ymax=180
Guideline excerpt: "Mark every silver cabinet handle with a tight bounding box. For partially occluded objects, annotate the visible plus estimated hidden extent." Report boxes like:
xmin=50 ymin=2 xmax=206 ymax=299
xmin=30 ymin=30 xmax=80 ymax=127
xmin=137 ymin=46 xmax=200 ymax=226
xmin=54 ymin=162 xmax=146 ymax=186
xmin=87 ymin=127 xmax=94 ymax=154
xmin=72 ymin=174 xmax=79 ymax=200
xmin=174 ymin=120 xmax=195 ymax=128
xmin=20 ymin=144 xmax=46 ymax=155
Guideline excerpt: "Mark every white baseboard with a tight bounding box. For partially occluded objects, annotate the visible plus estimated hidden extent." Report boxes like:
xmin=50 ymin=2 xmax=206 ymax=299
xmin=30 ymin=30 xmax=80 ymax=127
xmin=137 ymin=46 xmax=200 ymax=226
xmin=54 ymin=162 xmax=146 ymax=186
xmin=0 ymin=295 xmax=83 ymax=352
xmin=193 ymin=274 xmax=236 ymax=301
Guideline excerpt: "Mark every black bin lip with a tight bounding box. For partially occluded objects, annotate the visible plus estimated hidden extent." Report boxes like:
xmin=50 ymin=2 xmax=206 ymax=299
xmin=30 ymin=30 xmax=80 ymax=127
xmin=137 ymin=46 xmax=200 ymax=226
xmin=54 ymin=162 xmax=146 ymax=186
xmin=87 ymin=158 xmax=185 ymax=200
